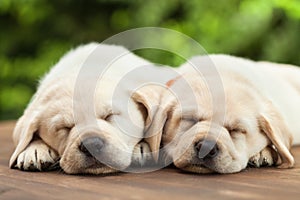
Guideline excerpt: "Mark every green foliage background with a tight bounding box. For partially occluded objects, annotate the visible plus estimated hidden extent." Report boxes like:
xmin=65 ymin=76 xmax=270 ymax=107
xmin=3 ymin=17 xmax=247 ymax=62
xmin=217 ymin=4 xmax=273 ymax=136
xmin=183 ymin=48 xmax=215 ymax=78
xmin=1 ymin=0 xmax=300 ymax=120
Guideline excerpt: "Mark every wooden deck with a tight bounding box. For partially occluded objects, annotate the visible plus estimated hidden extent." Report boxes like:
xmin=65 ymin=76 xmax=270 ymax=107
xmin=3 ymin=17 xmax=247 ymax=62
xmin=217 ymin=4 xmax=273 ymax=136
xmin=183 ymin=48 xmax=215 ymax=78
xmin=0 ymin=121 xmax=300 ymax=200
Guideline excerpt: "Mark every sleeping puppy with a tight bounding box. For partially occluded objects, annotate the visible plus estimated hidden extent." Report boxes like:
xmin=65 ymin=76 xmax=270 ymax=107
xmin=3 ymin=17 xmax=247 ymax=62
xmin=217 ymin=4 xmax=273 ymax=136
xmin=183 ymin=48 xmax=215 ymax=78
xmin=9 ymin=43 xmax=173 ymax=174
xmin=141 ymin=55 xmax=300 ymax=173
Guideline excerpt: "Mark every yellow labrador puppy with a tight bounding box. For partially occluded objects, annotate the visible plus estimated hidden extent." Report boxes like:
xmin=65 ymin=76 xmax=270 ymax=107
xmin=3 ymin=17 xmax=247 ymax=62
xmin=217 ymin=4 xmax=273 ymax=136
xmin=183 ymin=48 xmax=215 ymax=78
xmin=141 ymin=55 xmax=300 ymax=173
xmin=9 ymin=43 xmax=174 ymax=174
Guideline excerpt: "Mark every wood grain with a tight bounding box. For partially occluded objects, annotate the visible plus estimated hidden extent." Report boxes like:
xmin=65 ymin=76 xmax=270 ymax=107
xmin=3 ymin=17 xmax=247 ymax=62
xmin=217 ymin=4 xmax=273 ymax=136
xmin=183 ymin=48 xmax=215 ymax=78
xmin=0 ymin=121 xmax=299 ymax=200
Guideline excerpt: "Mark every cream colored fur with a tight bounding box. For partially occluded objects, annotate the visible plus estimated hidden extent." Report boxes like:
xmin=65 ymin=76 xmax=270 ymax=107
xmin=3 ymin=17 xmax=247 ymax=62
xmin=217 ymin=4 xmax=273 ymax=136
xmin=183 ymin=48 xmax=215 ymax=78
xmin=140 ymin=55 xmax=300 ymax=173
xmin=10 ymin=43 xmax=173 ymax=174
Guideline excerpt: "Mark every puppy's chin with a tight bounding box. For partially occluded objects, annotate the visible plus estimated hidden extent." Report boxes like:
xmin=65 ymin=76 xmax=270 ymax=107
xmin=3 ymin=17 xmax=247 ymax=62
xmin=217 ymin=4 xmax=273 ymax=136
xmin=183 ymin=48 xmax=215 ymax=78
xmin=59 ymin=148 xmax=129 ymax=175
xmin=173 ymin=158 xmax=215 ymax=174
xmin=60 ymin=160 xmax=120 ymax=175
xmin=79 ymin=166 xmax=119 ymax=175
xmin=178 ymin=164 xmax=214 ymax=174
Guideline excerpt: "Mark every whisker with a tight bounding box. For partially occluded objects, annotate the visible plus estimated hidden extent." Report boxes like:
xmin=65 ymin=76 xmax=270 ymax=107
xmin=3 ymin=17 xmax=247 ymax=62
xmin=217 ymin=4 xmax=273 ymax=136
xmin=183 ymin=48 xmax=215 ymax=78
xmin=47 ymin=158 xmax=62 ymax=171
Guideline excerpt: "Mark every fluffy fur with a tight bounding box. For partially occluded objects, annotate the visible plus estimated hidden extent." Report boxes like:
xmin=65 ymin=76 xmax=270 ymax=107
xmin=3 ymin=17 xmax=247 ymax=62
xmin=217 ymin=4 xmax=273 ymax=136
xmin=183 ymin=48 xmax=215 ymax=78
xmin=9 ymin=43 xmax=173 ymax=174
xmin=140 ymin=55 xmax=300 ymax=173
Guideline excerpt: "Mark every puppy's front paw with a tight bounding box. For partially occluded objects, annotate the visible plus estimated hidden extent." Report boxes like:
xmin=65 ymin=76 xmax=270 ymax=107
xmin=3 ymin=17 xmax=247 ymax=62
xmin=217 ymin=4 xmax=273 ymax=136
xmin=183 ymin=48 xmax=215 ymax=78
xmin=248 ymin=146 xmax=278 ymax=168
xmin=16 ymin=140 xmax=59 ymax=171
xmin=131 ymin=142 xmax=153 ymax=166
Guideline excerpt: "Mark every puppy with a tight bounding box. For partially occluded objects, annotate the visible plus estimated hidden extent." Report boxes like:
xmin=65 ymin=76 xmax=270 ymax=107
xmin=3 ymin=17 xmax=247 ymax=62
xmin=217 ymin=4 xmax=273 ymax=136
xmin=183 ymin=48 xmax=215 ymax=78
xmin=140 ymin=55 xmax=300 ymax=173
xmin=9 ymin=43 xmax=173 ymax=174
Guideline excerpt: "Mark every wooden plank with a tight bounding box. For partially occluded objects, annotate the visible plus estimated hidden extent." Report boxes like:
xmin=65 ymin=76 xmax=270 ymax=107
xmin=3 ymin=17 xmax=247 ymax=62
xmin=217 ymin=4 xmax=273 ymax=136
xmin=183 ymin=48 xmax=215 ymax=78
xmin=0 ymin=121 xmax=300 ymax=200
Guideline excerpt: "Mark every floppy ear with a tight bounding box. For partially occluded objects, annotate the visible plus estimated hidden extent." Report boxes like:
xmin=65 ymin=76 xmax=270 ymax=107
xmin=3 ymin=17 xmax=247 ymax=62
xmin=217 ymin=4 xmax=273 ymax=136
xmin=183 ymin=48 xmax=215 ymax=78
xmin=9 ymin=110 xmax=40 ymax=168
xmin=257 ymin=103 xmax=294 ymax=168
xmin=132 ymin=86 xmax=174 ymax=161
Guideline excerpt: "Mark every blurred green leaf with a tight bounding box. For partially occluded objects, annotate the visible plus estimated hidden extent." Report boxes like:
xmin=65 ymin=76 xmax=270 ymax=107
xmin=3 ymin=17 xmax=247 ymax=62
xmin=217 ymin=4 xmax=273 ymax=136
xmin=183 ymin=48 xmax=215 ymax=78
xmin=1 ymin=0 xmax=300 ymax=120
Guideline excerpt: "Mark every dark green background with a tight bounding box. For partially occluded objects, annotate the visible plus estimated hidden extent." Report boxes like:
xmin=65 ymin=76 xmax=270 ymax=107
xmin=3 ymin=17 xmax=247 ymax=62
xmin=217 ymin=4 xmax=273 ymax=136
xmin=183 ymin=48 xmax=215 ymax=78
xmin=1 ymin=0 xmax=300 ymax=120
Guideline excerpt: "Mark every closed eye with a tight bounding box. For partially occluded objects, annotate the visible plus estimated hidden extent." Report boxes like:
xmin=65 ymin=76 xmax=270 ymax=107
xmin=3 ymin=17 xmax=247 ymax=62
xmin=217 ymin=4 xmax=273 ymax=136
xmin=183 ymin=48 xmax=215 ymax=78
xmin=59 ymin=125 xmax=73 ymax=131
xmin=50 ymin=115 xmax=74 ymax=133
xmin=52 ymin=119 xmax=74 ymax=133
xmin=55 ymin=125 xmax=73 ymax=136
xmin=104 ymin=113 xmax=113 ymax=121
xmin=225 ymin=126 xmax=247 ymax=135
xmin=103 ymin=112 xmax=120 ymax=122
xmin=182 ymin=118 xmax=198 ymax=123
xmin=181 ymin=115 xmax=204 ymax=123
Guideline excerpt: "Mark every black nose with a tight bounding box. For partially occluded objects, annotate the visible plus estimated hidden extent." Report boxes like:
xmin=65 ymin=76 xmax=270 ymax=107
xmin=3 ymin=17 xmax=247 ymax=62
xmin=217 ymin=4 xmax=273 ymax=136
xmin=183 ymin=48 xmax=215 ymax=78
xmin=195 ymin=139 xmax=219 ymax=161
xmin=79 ymin=137 xmax=104 ymax=158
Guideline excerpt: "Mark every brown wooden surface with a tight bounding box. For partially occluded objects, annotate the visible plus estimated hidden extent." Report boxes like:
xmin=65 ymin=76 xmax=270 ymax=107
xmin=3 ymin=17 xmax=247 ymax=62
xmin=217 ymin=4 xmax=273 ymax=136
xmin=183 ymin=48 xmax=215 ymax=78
xmin=1 ymin=121 xmax=300 ymax=200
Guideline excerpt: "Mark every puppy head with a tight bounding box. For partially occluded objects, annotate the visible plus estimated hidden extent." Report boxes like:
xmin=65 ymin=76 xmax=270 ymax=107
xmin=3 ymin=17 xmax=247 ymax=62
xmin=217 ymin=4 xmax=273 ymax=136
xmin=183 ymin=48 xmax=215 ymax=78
xmin=146 ymin=73 xmax=294 ymax=174
xmin=10 ymin=96 xmax=147 ymax=174
xmin=9 ymin=81 xmax=148 ymax=174
xmin=10 ymin=43 xmax=161 ymax=174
